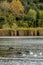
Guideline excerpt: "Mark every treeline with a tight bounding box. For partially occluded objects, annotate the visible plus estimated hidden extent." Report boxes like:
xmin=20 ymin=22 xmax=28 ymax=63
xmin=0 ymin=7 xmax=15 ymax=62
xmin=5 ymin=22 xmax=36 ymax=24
xmin=0 ymin=0 xmax=43 ymax=29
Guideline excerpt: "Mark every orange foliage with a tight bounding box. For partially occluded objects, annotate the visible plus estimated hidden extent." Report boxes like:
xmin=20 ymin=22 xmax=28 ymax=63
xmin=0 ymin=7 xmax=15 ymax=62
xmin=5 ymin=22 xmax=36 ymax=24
xmin=10 ymin=0 xmax=24 ymax=17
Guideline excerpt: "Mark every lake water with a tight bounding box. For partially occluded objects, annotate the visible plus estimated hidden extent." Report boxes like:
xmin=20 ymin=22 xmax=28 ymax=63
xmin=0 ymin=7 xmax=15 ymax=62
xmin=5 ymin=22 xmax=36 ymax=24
xmin=0 ymin=59 xmax=43 ymax=65
xmin=0 ymin=36 xmax=43 ymax=65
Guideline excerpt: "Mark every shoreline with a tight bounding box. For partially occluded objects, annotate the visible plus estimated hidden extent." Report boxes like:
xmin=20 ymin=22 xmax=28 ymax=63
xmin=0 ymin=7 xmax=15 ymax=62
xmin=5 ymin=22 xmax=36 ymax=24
xmin=0 ymin=28 xmax=43 ymax=36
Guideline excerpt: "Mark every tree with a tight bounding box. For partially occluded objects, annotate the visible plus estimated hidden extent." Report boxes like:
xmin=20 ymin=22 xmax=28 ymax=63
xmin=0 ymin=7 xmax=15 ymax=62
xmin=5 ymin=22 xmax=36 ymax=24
xmin=27 ymin=9 xmax=37 ymax=21
xmin=10 ymin=0 xmax=24 ymax=17
xmin=39 ymin=10 xmax=43 ymax=21
xmin=0 ymin=2 xmax=15 ymax=29
xmin=6 ymin=14 xmax=13 ymax=28
xmin=26 ymin=9 xmax=37 ymax=27
xmin=38 ymin=10 xmax=43 ymax=27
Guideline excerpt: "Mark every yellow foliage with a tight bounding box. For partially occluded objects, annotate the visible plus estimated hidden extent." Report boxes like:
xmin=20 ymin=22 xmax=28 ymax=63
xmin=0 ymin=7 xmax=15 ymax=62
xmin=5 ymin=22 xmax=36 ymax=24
xmin=39 ymin=10 xmax=43 ymax=14
xmin=2 ymin=23 xmax=10 ymax=29
xmin=10 ymin=0 xmax=24 ymax=17
xmin=12 ymin=23 xmax=18 ymax=29
xmin=0 ymin=1 xmax=10 ymax=9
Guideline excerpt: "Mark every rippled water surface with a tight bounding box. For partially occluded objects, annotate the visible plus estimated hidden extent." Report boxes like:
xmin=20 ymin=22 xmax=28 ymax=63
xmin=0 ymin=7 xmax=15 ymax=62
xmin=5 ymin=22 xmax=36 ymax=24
xmin=0 ymin=60 xmax=43 ymax=65
xmin=0 ymin=36 xmax=43 ymax=65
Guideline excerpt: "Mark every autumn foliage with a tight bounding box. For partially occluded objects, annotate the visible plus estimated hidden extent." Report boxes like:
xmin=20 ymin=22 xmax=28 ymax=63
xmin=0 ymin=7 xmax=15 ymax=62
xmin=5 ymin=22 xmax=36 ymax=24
xmin=0 ymin=0 xmax=43 ymax=29
xmin=10 ymin=0 xmax=24 ymax=17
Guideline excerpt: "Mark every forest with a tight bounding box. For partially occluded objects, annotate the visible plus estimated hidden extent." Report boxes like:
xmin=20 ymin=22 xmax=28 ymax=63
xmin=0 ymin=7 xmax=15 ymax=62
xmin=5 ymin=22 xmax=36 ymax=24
xmin=0 ymin=0 xmax=43 ymax=29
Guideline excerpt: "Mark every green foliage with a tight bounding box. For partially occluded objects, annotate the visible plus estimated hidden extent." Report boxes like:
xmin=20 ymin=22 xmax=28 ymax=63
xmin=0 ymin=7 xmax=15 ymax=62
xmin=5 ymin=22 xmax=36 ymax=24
xmin=37 ymin=4 xmax=43 ymax=10
xmin=26 ymin=9 xmax=37 ymax=27
xmin=38 ymin=20 xmax=43 ymax=27
xmin=6 ymin=13 xmax=15 ymax=28
xmin=0 ymin=0 xmax=43 ymax=29
xmin=38 ymin=10 xmax=43 ymax=27
xmin=27 ymin=9 xmax=37 ymax=21
xmin=39 ymin=11 xmax=43 ymax=21
xmin=7 ymin=0 xmax=12 ymax=3
xmin=0 ymin=14 xmax=5 ymax=28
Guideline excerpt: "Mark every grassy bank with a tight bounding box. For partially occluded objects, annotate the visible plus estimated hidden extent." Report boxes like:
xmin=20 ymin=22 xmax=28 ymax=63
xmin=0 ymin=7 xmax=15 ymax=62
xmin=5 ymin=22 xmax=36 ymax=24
xmin=0 ymin=28 xmax=43 ymax=36
xmin=0 ymin=27 xmax=43 ymax=30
